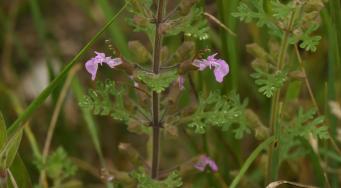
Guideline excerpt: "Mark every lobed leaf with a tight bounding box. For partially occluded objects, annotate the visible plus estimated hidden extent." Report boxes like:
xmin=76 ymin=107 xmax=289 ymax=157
xmin=251 ymin=68 xmax=288 ymax=98
xmin=79 ymin=80 xmax=130 ymax=122
xmin=137 ymin=70 xmax=178 ymax=93
xmin=187 ymin=92 xmax=250 ymax=139
xmin=131 ymin=167 xmax=182 ymax=188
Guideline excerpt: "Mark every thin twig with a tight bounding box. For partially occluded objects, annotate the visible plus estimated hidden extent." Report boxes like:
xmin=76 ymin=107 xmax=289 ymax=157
xmin=294 ymin=45 xmax=320 ymax=114
xmin=8 ymin=170 xmax=18 ymax=188
xmin=39 ymin=64 xmax=81 ymax=187
xmin=266 ymin=180 xmax=318 ymax=188
xmin=204 ymin=12 xmax=236 ymax=37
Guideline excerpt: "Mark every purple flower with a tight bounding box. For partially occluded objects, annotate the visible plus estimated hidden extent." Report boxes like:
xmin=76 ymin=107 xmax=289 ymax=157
xmin=177 ymin=75 xmax=185 ymax=90
xmin=85 ymin=51 xmax=122 ymax=80
xmin=193 ymin=53 xmax=229 ymax=83
xmin=194 ymin=155 xmax=218 ymax=172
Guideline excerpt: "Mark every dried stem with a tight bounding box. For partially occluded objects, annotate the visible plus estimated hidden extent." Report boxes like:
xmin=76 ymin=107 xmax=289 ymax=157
xmin=294 ymin=45 xmax=320 ymax=114
xmin=151 ymin=0 xmax=165 ymax=179
xmin=39 ymin=65 xmax=81 ymax=187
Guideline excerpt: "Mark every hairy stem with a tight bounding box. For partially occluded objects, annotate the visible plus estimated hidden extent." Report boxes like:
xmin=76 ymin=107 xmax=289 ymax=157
xmin=151 ymin=0 xmax=165 ymax=179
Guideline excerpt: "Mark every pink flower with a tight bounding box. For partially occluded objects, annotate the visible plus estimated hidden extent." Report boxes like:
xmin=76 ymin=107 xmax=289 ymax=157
xmin=193 ymin=53 xmax=229 ymax=83
xmin=194 ymin=155 xmax=218 ymax=172
xmin=85 ymin=51 xmax=122 ymax=80
xmin=177 ymin=75 xmax=185 ymax=90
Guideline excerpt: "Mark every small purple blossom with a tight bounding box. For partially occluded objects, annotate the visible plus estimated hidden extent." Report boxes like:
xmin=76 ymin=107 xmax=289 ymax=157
xmin=177 ymin=75 xmax=185 ymax=90
xmin=193 ymin=53 xmax=229 ymax=83
xmin=194 ymin=155 xmax=218 ymax=172
xmin=85 ymin=51 xmax=122 ymax=80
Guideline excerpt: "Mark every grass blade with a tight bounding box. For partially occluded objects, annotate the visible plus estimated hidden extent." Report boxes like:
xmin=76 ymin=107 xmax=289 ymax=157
xmin=230 ymin=136 xmax=275 ymax=188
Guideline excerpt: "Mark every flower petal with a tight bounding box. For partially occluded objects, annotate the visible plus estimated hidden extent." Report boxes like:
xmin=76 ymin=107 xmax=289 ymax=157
xmin=213 ymin=59 xmax=229 ymax=83
xmin=207 ymin=53 xmax=218 ymax=61
xmin=105 ymin=58 xmax=122 ymax=68
xmin=84 ymin=51 xmax=123 ymax=80
xmin=85 ymin=59 xmax=98 ymax=80
xmin=193 ymin=59 xmax=207 ymax=70
xmin=194 ymin=155 xmax=218 ymax=172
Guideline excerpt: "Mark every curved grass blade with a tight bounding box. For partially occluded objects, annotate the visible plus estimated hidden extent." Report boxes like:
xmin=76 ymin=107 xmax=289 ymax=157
xmin=230 ymin=136 xmax=275 ymax=188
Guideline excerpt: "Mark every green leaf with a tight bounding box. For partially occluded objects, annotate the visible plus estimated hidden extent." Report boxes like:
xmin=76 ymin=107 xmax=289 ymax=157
xmin=232 ymin=0 xmax=283 ymax=38
xmin=289 ymin=24 xmax=322 ymax=52
xmin=8 ymin=155 xmax=32 ymax=188
xmin=137 ymin=70 xmax=177 ymax=93
xmin=79 ymin=80 xmax=130 ymax=122
xmin=271 ymin=0 xmax=294 ymax=20
xmin=300 ymin=35 xmax=321 ymax=52
xmin=278 ymin=108 xmax=329 ymax=162
xmin=0 ymin=129 xmax=23 ymax=169
xmin=0 ymin=113 xmax=7 ymax=151
xmin=35 ymin=147 xmax=77 ymax=182
xmin=131 ymin=167 xmax=182 ymax=188
xmin=250 ymin=68 xmax=288 ymax=98
xmin=187 ymin=92 xmax=250 ymax=139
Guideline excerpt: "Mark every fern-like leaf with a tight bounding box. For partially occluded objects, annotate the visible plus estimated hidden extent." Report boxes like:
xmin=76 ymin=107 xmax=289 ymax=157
xmin=131 ymin=167 xmax=182 ymax=188
xmin=137 ymin=70 xmax=177 ymax=93
xmin=250 ymin=68 xmax=287 ymax=98
xmin=79 ymin=80 xmax=130 ymax=122
xmin=187 ymin=92 xmax=250 ymax=139
xmin=278 ymin=108 xmax=329 ymax=162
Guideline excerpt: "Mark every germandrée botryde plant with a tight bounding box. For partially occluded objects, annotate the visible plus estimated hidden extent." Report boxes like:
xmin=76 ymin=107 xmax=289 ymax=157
xmin=78 ymin=0 xmax=250 ymax=186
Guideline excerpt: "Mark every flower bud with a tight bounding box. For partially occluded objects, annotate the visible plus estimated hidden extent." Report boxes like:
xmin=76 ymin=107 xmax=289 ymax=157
xmin=174 ymin=41 xmax=196 ymax=63
xmin=288 ymin=70 xmax=306 ymax=80
xmin=304 ymin=0 xmax=324 ymax=12
xmin=245 ymin=109 xmax=265 ymax=129
xmin=255 ymin=126 xmax=270 ymax=141
xmin=118 ymin=143 xmax=141 ymax=165
xmin=251 ymin=59 xmax=268 ymax=72
xmin=246 ymin=43 xmax=272 ymax=62
xmin=245 ymin=109 xmax=269 ymax=140
xmin=133 ymin=15 xmax=149 ymax=28
xmin=164 ymin=123 xmax=179 ymax=137
xmin=179 ymin=0 xmax=197 ymax=15
xmin=128 ymin=41 xmax=151 ymax=64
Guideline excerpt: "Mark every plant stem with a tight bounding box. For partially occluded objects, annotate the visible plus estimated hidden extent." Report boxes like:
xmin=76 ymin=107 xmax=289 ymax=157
xmin=294 ymin=45 xmax=320 ymax=114
xmin=151 ymin=0 xmax=165 ymax=179
xmin=266 ymin=11 xmax=296 ymax=183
